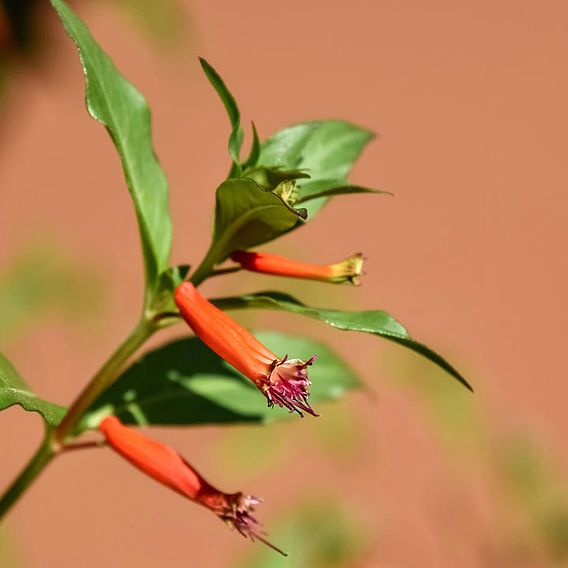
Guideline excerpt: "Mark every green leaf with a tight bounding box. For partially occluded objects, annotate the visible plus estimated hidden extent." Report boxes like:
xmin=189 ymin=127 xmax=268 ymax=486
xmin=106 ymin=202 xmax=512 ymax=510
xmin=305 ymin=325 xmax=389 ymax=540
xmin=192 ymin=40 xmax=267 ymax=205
xmin=295 ymin=183 xmax=392 ymax=204
xmin=203 ymin=178 xmax=307 ymax=268
xmin=199 ymin=57 xmax=243 ymax=172
xmin=258 ymin=120 xmax=375 ymax=218
xmin=258 ymin=122 xmax=321 ymax=167
xmin=80 ymin=331 xmax=361 ymax=429
xmin=212 ymin=292 xmax=473 ymax=391
xmin=0 ymin=352 xmax=66 ymax=425
xmin=242 ymin=121 xmax=260 ymax=170
xmin=51 ymin=0 xmax=173 ymax=289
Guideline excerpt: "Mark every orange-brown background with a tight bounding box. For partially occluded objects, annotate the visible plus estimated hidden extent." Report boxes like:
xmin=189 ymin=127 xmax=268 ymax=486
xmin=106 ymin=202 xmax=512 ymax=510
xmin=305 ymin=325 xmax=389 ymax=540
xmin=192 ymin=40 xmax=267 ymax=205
xmin=1 ymin=0 xmax=567 ymax=566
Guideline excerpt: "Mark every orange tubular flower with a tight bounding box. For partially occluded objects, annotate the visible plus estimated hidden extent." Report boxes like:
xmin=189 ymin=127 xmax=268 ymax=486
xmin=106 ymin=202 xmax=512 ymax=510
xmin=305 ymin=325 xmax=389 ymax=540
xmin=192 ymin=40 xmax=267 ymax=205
xmin=230 ymin=250 xmax=365 ymax=285
xmin=174 ymin=282 xmax=318 ymax=417
xmin=99 ymin=416 xmax=285 ymax=555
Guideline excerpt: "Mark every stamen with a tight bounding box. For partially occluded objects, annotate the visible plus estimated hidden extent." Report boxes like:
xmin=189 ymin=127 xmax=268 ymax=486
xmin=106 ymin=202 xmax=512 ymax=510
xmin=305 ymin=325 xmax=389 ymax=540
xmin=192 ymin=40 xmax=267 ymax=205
xmin=221 ymin=494 xmax=288 ymax=557
xmin=263 ymin=355 xmax=319 ymax=416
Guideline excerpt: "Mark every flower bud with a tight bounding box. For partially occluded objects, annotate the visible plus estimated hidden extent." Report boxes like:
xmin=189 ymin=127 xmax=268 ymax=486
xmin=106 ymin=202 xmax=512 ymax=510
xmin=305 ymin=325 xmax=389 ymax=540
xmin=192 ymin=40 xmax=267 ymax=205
xmin=99 ymin=416 xmax=285 ymax=554
xmin=174 ymin=282 xmax=317 ymax=417
xmin=230 ymin=250 xmax=365 ymax=285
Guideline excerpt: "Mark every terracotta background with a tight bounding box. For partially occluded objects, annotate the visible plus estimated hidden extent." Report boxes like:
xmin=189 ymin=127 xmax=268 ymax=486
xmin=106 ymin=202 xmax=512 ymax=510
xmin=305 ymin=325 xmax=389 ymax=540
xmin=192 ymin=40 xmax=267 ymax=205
xmin=1 ymin=0 xmax=567 ymax=566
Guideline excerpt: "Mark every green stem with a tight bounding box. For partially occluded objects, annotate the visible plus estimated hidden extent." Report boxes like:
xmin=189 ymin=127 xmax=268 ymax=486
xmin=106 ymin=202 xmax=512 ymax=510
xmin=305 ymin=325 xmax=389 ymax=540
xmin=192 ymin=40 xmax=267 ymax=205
xmin=0 ymin=318 xmax=156 ymax=520
xmin=190 ymin=248 xmax=218 ymax=287
xmin=0 ymin=249 xmax=225 ymax=520
xmin=0 ymin=429 xmax=56 ymax=520
xmin=55 ymin=317 xmax=156 ymax=444
xmin=208 ymin=265 xmax=241 ymax=278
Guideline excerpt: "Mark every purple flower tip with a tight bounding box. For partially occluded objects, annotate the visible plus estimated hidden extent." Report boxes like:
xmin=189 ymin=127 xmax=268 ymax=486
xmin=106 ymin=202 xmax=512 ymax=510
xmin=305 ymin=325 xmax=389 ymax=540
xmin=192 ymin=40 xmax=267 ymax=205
xmin=222 ymin=494 xmax=287 ymax=556
xmin=263 ymin=355 xmax=318 ymax=417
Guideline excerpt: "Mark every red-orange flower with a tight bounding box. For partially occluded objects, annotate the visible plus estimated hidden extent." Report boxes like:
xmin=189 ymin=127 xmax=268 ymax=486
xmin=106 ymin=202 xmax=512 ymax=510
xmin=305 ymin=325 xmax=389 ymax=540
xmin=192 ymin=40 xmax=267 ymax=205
xmin=99 ymin=416 xmax=285 ymax=554
xmin=230 ymin=250 xmax=365 ymax=285
xmin=174 ymin=282 xmax=317 ymax=417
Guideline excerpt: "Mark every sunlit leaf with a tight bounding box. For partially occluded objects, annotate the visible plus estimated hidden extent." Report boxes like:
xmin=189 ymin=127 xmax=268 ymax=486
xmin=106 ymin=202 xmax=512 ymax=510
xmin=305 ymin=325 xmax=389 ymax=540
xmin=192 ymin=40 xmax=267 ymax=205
xmin=295 ymin=183 xmax=391 ymax=204
xmin=0 ymin=352 xmax=66 ymax=425
xmin=242 ymin=121 xmax=261 ymax=170
xmin=80 ymin=331 xmax=361 ymax=430
xmin=258 ymin=120 xmax=375 ymax=218
xmin=213 ymin=291 xmax=473 ymax=391
xmin=51 ymin=0 xmax=173 ymax=289
xmin=199 ymin=57 xmax=243 ymax=172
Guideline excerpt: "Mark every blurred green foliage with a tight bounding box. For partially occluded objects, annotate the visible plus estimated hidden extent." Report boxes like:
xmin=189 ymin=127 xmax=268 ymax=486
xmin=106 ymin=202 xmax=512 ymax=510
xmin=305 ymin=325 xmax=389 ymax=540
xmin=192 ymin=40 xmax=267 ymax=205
xmin=498 ymin=436 xmax=568 ymax=561
xmin=0 ymin=526 xmax=21 ymax=567
xmin=0 ymin=241 xmax=104 ymax=343
xmin=214 ymin=403 xmax=364 ymax=480
xmin=237 ymin=499 xmax=369 ymax=568
xmin=106 ymin=0 xmax=185 ymax=45
xmin=0 ymin=0 xmax=187 ymax=101
xmin=387 ymin=350 xmax=568 ymax=565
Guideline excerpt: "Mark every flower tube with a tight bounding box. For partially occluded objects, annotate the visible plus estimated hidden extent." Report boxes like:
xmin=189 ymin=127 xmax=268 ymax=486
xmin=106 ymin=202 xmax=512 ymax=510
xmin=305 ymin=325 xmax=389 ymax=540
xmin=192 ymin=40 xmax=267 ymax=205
xmin=99 ymin=416 xmax=285 ymax=554
xmin=174 ymin=282 xmax=317 ymax=417
xmin=230 ymin=250 xmax=365 ymax=285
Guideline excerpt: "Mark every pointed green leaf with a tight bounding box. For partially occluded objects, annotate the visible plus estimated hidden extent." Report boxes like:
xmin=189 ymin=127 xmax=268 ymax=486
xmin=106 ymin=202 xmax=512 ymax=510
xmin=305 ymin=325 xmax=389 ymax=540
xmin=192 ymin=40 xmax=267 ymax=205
xmin=242 ymin=121 xmax=261 ymax=170
xmin=212 ymin=292 xmax=473 ymax=391
xmin=295 ymin=183 xmax=392 ymax=204
xmin=203 ymin=178 xmax=307 ymax=268
xmin=199 ymin=57 xmax=243 ymax=171
xmin=258 ymin=120 xmax=375 ymax=217
xmin=80 ymin=332 xmax=361 ymax=429
xmin=0 ymin=352 xmax=66 ymax=425
xmin=258 ymin=122 xmax=321 ymax=167
xmin=51 ymin=0 xmax=173 ymax=288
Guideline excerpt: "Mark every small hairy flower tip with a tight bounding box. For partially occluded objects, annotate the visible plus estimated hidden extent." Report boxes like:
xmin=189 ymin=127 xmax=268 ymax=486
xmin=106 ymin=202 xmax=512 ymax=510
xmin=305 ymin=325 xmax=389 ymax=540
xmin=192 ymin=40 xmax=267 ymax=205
xmin=174 ymin=282 xmax=319 ymax=416
xmin=99 ymin=417 xmax=286 ymax=554
xmin=263 ymin=355 xmax=318 ymax=417
xmin=201 ymin=491 xmax=287 ymax=556
xmin=330 ymin=252 xmax=366 ymax=285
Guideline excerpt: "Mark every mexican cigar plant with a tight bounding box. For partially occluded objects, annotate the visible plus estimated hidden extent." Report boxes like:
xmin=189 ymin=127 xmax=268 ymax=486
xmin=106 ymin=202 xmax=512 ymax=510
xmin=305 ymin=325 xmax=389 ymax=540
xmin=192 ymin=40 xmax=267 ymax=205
xmin=0 ymin=0 xmax=473 ymax=557
xmin=175 ymin=283 xmax=318 ymax=417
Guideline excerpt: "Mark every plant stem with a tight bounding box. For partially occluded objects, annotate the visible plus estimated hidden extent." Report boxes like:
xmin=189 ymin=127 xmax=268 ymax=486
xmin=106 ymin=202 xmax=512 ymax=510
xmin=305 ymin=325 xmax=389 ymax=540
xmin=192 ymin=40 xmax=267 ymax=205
xmin=208 ymin=266 xmax=241 ymax=278
xmin=0 ymin=429 xmax=56 ymax=521
xmin=0 ymin=255 xmax=220 ymax=520
xmin=0 ymin=318 xmax=157 ymax=520
xmin=189 ymin=249 xmax=218 ymax=287
xmin=55 ymin=317 xmax=156 ymax=444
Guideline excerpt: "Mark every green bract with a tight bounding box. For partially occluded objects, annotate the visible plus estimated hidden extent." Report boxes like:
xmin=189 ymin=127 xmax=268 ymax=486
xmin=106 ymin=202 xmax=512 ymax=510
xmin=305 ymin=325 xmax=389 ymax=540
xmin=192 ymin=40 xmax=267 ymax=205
xmin=191 ymin=179 xmax=308 ymax=283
